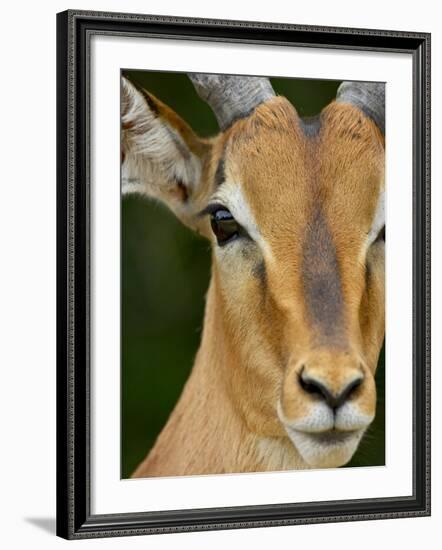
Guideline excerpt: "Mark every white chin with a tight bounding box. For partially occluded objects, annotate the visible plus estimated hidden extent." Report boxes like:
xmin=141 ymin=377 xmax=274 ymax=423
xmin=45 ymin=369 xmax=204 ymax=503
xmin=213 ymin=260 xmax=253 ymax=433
xmin=285 ymin=428 xmax=364 ymax=469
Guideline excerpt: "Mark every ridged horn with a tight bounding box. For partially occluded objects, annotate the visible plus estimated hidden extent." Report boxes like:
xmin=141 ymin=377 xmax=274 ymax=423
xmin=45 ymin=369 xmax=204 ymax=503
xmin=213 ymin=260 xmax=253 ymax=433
xmin=188 ymin=73 xmax=275 ymax=130
xmin=336 ymin=81 xmax=385 ymax=134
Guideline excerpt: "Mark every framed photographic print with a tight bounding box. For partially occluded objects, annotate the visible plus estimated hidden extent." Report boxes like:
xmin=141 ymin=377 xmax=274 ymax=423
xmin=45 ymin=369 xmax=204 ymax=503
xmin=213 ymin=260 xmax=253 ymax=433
xmin=56 ymin=10 xmax=431 ymax=539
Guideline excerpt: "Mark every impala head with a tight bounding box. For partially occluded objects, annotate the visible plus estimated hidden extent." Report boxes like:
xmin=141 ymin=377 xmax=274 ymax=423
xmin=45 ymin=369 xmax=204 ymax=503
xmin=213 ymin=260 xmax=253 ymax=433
xmin=122 ymin=74 xmax=385 ymax=469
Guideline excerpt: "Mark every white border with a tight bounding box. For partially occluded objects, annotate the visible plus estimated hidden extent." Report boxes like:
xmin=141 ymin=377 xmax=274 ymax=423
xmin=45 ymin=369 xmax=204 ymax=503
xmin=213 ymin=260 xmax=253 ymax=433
xmin=91 ymin=35 xmax=413 ymax=515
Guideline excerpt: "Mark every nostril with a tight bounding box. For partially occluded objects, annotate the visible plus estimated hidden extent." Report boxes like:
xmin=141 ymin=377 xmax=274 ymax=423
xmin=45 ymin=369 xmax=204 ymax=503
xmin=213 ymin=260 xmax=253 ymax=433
xmin=339 ymin=377 xmax=363 ymax=406
xmin=298 ymin=369 xmax=334 ymax=404
xmin=298 ymin=368 xmax=364 ymax=410
xmin=298 ymin=370 xmax=323 ymax=397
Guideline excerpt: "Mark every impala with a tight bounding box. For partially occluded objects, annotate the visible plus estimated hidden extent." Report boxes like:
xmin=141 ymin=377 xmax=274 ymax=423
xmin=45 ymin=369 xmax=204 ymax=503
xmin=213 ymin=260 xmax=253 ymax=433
xmin=121 ymin=73 xmax=385 ymax=477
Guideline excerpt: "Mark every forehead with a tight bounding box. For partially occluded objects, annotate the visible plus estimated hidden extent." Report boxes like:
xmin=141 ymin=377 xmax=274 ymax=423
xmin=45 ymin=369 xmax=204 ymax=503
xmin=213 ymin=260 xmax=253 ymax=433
xmin=222 ymin=96 xmax=384 ymax=244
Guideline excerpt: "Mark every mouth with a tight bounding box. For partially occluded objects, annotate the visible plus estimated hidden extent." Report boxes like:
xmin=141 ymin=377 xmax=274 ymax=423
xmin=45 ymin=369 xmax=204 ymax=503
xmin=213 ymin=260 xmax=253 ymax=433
xmin=284 ymin=426 xmax=364 ymax=468
xmin=276 ymin=400 xmax=372 ymax=468
xmin=302 ymin=429 xmax=359 ymax=445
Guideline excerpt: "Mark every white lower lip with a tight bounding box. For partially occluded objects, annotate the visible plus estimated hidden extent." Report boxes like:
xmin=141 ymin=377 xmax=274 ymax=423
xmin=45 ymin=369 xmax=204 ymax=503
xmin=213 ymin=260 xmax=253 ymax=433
xmin=284 ymin=427 xmax=364 ymax=468
xmin=285 ymin=426 xmax=362 ymax=447
xmin=277 ymin=401 xmax=372 ymax=467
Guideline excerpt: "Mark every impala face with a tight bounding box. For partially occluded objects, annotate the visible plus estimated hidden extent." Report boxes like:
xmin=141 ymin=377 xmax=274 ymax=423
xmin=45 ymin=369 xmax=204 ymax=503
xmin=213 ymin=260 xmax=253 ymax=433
xmin=122 ymin=76 xmax=385 ymax=470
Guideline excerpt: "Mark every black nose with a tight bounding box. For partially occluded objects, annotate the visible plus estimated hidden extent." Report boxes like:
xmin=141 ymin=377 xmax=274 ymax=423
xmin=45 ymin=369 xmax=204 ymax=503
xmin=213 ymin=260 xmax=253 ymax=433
xmin=299 ymin=369 xmax=363 ymax=410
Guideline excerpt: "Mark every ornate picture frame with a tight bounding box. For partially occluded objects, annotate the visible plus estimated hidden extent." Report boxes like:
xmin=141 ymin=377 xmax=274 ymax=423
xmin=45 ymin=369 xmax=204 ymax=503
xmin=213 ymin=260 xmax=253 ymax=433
xmin=56 ymin=10 xmax=430 ymax=539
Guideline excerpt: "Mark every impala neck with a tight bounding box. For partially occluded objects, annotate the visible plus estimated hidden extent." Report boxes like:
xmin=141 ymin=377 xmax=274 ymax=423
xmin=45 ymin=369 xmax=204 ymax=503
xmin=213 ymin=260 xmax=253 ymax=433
xmin=132 ymin=277 xmax=307 ymax=478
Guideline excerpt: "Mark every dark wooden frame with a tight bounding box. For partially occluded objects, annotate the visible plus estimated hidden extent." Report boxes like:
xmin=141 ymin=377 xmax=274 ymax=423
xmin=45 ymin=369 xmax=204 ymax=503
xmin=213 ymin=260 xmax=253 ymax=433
xmin=56 ymin=9 xmax=431 ymax=540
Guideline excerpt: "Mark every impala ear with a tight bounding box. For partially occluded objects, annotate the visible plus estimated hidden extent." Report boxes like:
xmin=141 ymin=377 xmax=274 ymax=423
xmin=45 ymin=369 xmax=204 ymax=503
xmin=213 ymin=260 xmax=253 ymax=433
xmin=121 ymin=77 xmax=210 ymax=222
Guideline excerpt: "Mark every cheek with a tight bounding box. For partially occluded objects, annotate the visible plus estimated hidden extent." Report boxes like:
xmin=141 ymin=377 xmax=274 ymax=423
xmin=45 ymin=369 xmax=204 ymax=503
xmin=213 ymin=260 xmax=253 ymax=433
xmin=213 ymin=251 xmax=286 ymax=423
xmin=214 ymin=249 xmax=286 ymax=347
xmin=356 ymin=367 xmax=377 ymax=417
xmin=359 ymin=249 xmax=385 ymax=370
xmin=214 ymin=245 xmax=265 ymax=305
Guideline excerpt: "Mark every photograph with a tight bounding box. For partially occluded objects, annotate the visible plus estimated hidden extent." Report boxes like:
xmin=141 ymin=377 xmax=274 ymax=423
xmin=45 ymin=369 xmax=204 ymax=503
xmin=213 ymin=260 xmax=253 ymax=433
xmin=121 ymin=71 xmax=386 ymax=479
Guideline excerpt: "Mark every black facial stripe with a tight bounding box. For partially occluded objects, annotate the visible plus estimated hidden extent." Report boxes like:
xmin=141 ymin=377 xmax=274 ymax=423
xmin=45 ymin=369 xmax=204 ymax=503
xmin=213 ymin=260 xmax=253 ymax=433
xmin=365 ymin=261 xmax=371 ymax=284
xmin=302 ymin=209 xmax=345 ymax=345
xmin=252 ymin=260 xmax=267 ymax=288
xmin=214 ymin=153 xmax=226 ymax=187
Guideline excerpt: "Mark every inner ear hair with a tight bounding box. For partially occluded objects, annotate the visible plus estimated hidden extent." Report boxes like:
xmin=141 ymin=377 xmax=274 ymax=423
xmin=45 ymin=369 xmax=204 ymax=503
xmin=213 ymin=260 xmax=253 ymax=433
xmin=121 ymin=76 xmax=215 ymax=231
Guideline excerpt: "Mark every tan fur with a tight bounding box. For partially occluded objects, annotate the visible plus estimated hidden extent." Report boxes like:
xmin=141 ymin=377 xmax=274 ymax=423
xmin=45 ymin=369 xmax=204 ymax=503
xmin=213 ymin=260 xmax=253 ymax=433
xmin=123 ymin=88 xmax=385 ymax=478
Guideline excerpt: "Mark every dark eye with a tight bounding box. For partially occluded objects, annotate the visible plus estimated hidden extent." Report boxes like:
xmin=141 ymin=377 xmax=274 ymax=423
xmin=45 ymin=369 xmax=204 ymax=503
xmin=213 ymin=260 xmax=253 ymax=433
xmin=210 ymin=208 xmax=239 ymax=246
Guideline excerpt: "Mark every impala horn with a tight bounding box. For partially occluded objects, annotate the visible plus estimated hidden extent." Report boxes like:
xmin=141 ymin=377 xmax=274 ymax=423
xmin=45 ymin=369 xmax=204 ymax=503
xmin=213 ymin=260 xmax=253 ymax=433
xmin=336 ymin=81 xmax=385 ymax=134
xmin=189 ymin=73 xmax=275 ymax=130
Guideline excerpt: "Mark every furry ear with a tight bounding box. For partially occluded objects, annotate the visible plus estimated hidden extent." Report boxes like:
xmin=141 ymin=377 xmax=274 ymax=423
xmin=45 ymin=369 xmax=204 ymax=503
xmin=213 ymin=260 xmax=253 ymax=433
xmin=121 ymin=77 xmax=210 ymax=223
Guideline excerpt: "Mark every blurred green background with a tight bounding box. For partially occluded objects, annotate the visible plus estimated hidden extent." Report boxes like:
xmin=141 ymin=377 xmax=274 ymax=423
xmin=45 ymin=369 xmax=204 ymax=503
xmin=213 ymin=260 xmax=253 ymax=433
xmin=121 ymin=71 xmax=385 ymax=478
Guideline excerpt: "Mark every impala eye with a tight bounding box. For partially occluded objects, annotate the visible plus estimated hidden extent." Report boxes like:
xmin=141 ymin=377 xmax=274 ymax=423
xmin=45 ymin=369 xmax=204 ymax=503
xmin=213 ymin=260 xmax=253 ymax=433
xmin=210 ymin=208 xmax=239 ymax=246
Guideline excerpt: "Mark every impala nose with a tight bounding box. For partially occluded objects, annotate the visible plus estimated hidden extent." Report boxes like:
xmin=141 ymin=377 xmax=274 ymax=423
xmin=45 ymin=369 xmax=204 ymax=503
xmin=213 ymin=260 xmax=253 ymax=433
xmin=299 ymin=365 xmax=364 ymax=410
